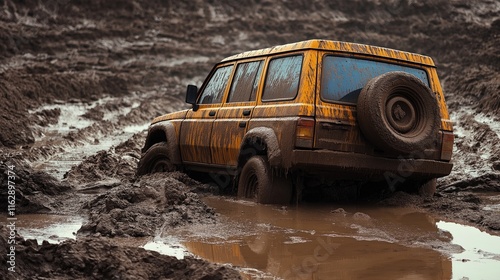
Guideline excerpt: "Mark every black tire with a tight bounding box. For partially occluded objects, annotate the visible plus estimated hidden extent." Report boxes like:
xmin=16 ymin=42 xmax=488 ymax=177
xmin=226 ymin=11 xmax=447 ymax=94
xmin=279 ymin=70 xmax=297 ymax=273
xmin=357 ymin=71 xmax=440 ymax=154
xmin=136 ymin=142 xmax=176 ymax=176
xmin=418 ymin=178 xmax=437 ymax=197
xmin=237 ymin=156 xmax=292 ymax=204
xmin=399 ymin=178 xmax=436 ymax=197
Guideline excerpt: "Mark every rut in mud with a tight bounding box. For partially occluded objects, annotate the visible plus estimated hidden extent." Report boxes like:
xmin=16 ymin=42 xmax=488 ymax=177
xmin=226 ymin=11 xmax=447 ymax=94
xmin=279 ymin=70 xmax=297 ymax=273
xmin=0 ymin=0 xmax=499 ymax=279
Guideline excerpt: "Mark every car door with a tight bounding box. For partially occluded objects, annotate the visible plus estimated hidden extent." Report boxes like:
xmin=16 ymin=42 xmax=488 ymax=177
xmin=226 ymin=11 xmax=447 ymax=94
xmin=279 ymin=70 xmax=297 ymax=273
xmin=180 ymin=64 xmax=234 ymax=164
xmin=211 ymin=60 xmax=264 ymax=167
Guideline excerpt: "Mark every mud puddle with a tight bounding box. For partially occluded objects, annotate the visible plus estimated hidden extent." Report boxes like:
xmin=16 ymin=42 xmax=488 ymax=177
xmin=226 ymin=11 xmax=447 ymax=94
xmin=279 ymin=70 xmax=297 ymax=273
xmin=29 ymin=94 xmax=150 ymax=178
xmin=437 ymin=221 xmax=500 ymax=279
xmin=155 ymin=196 xmax=500 ymax=280
xmin=12 ymin=214 xmax=84 ymax=244
xmin=9 ymin=213 xmax=189 ymax=258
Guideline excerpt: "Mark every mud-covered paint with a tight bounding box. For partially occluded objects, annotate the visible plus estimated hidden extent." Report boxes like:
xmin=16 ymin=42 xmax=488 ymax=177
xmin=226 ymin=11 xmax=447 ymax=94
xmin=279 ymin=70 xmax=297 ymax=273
xmin=241 ymin=127 xmax=283 ymax=167
xmin=179 ymin=103 xmax=222 ymax=164
xmin=152 ymin=109 xmax=189 ymax=124
xmin=144 ymin=39 xmax=453 ymax=179
xmin=211 ymin=104 xmax=256 ymax=166
xmin=222 ymin=39 xmax=435 ymax=66
xmin=144 ymin=121 xmax=182 ymax=164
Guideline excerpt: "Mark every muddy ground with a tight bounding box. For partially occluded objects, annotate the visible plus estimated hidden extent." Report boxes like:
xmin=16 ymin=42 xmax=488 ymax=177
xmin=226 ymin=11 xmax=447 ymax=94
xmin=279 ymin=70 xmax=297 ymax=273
xmin=0 ymin=0 xmax=499 ymax=279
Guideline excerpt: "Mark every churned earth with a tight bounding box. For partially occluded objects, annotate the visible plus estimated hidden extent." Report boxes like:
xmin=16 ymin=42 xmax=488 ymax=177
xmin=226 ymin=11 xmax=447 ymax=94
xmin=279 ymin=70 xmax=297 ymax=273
xmin=1 ymin=0 xmax=499 ymax=279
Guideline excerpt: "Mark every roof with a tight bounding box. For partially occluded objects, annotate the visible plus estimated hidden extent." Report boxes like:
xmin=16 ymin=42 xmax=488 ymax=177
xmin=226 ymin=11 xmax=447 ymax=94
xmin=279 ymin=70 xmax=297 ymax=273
xmin=221 ymin=39 xmax=435 ymax=66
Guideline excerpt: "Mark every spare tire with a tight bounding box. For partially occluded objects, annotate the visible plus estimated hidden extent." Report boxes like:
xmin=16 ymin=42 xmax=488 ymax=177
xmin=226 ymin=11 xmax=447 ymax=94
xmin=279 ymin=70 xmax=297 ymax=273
xmin=357 ymin=71 xmax=440 ymax=155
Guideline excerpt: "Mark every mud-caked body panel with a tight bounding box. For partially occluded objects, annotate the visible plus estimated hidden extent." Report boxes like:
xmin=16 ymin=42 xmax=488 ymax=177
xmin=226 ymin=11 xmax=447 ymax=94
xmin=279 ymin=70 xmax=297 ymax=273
xmin=140 ymin=39 xmax=454 ymax=198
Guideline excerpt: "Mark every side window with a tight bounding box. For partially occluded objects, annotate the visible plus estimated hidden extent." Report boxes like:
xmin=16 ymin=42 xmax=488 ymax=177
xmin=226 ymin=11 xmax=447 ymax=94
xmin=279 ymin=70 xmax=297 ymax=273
xmin=198 ymin=65 xmax=234 ymax=104
xmin=262 ymin=55 xmax=303 ymax=102
xmin=227 ymin=61 xmax=263 ymax=103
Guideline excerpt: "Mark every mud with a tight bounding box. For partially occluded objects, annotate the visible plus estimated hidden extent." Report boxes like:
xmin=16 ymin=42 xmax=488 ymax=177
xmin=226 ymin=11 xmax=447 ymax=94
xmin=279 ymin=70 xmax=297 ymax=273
xmin=0 ymin=0 xmax=499 ymax=279
xmin=0 ymin=225 xmax=240 ymax=280
xmin=79 ymin=172 xmax=218 ymax=237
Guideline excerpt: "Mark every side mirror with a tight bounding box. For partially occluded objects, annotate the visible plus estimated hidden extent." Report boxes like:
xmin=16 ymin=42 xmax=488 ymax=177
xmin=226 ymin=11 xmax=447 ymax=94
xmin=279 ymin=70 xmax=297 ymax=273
xmin=186 ymin=85 xmax=199 ymax=111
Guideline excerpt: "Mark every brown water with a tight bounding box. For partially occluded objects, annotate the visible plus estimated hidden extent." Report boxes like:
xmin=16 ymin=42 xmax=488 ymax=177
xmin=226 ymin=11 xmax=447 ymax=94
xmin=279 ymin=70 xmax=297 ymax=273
xmin=165 ymin=197 xmax=500 ymax=280
xmin=8 ymin=197 xmax=500 ymax=280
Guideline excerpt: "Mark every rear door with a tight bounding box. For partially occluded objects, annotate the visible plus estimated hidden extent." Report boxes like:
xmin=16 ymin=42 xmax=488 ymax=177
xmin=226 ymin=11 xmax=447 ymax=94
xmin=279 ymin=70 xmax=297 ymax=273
xmin=211 ymin=60 xmax=264 ymax=167
xmin=315 ymin=54 xmax=363 ymax=153
xmin=180 ymin=64 xmax=234 ymax=164
xmin=315 ymin=54 xmax=431 ymax=153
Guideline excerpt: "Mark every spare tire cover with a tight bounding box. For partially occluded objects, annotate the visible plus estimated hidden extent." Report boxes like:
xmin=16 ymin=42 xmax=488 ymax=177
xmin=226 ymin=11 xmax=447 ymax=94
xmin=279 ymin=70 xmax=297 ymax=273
xmin=357 ymin=71 xmax=440 ymax=155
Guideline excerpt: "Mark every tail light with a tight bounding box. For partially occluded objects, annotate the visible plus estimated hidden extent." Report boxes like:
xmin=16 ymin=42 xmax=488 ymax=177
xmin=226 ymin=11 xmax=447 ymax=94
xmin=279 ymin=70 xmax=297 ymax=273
xmin=440 ymin=132 xmax=454 ymax=161
xmin=296 ymin=117 xmax=315 ymax=148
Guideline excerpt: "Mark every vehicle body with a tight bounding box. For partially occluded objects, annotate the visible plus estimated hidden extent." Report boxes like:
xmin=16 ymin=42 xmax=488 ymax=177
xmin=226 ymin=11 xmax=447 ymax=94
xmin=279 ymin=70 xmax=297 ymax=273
xmin=138 ymin=39 xmax=454 ymax=204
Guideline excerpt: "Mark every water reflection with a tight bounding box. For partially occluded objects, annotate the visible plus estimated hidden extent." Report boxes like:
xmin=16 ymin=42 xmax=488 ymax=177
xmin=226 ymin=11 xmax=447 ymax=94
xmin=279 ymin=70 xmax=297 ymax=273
xmin=437 ymin=221 xmax=500 ymax=280
xmin=14 ymin=214 xmax=83 ymax=244
xmin=171 ymin=197 xmax=500 ymax=279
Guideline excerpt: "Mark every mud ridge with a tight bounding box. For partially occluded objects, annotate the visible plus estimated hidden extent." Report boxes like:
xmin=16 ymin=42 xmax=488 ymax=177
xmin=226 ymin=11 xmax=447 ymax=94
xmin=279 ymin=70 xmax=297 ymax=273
xmin=0 ymin=225 xmax=241 ymax=280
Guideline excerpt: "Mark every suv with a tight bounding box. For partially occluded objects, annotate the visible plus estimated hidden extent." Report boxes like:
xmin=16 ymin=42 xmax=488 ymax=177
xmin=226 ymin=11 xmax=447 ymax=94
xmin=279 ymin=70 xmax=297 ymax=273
xmin=137 ymin=40 xmax=454 ymax=204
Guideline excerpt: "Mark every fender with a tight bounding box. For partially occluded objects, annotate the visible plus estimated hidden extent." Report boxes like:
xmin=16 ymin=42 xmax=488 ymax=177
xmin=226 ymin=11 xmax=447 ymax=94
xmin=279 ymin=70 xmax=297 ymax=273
xmin=143 ymin=121 xmax=182 ymax=165
xmin=240 ymin=127 xmax=283 ymax=167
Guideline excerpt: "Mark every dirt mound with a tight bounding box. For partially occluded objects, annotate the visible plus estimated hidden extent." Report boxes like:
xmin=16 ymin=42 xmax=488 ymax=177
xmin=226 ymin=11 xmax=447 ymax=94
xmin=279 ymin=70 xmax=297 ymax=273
xmin=0 ymin=225 xmax=241 ymax=280
xmin=0 ymin=157 xmax=71 ymax=213
xmin=79 ymin=172 xmax=217 ymax=237
xmin=64 ymin=150 xmax=138 ymax=184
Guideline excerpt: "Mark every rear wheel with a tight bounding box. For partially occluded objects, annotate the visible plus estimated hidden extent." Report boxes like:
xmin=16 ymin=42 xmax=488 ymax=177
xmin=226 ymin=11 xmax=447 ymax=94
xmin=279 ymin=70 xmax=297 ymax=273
xmin=237 ymin=156 xmax=292 ymax=204
xmin=137 ymin=142 xmax=176 ymax=176
xmin=399 ymin=178 xmax=437 ymax=197
xmin=418 ymin=179 xmax=437 ymax=197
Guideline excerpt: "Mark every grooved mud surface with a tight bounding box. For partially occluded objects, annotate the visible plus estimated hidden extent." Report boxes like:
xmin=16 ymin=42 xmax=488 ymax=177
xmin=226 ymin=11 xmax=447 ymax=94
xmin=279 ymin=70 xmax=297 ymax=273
xmin=1 ymin=0 xmax=499 ymax=279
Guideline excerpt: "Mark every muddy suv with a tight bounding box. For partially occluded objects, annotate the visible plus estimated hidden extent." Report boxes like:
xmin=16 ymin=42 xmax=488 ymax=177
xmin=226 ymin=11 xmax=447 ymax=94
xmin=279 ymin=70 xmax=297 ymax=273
xmin=138 ymin=40 xmax=454 ymax=204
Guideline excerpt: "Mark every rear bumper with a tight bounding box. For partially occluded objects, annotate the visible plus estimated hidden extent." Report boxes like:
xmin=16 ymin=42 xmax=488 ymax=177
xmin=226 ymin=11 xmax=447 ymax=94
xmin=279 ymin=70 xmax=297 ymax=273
xmin=291 ymin=150 xmax=453 ymax=180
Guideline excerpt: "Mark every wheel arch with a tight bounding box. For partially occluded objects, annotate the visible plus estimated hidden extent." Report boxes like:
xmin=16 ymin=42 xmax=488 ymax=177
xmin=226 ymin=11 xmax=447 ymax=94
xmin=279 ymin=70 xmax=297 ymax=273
xmin=238 ymin=127 xmax=283 ymax=169
xmin=142 ymin=122 xmax=181 ymax=165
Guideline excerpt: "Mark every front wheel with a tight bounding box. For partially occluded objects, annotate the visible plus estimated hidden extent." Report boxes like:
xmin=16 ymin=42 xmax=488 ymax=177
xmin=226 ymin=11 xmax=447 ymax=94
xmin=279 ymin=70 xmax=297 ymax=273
xmin=237 ymin=156 xmax=292 ymax=204
xmin=136 ymin=142 xmax=176 ymax=176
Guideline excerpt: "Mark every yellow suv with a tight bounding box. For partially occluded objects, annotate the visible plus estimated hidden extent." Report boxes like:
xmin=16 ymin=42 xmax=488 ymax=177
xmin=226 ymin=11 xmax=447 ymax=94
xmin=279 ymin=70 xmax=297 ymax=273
xmin=137 ymin=40 xmax=454 ymax=204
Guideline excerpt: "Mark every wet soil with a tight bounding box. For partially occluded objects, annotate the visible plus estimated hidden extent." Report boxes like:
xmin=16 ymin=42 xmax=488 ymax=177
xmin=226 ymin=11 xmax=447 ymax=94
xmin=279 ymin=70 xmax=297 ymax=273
xmin=1 ymin=0 xmax=499 ymax=279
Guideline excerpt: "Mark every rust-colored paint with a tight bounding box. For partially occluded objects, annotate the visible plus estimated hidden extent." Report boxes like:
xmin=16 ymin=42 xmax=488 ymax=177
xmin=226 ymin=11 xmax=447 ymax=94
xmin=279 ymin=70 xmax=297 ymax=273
xmin=143 ymin=39 xmax=453 ymax=179
xmin=179 ymin=104 xmax=222 ymax=164
xmin=211 ymin=104 xmax=256 ymax=166
xmin=223 ymin=39 xmax=435 ymax=67
xmin=152 ymin=109 xmax=189 ymax=124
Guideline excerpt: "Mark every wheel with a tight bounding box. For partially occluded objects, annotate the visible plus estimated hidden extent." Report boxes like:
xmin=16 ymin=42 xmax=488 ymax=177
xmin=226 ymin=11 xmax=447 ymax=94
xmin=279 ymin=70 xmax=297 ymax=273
xmin=418 ymin=178 xmax=436 ymax=197
xmin=136 ymin=142 xmax=176 ymax=176
xmin=357 ymin=71 xmax=440 ymax=155
xmin=237 ymin=156 xmax=292 ymax=204
xmin=399 ymin=178 xmax=436 ymax=197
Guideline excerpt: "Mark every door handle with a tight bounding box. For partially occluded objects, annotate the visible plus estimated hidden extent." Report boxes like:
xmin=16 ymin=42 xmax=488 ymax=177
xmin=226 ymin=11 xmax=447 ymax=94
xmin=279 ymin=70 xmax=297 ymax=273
xmin=242 ymin=109 xmax=251 ymax=116
xmin=209 ymin=110 xmax=216 ymax=117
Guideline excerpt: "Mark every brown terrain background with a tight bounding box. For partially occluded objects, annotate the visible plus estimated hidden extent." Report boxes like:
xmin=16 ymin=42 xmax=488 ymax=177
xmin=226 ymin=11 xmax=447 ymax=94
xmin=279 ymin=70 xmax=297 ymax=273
xmin=0 ymin=0 xmax=499 ymax=279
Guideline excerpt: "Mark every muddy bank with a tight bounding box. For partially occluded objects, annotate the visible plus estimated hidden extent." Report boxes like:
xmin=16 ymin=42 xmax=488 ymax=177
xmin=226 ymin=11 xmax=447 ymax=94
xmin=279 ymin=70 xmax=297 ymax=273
xmin=78 ymin=172 xmax=218 ymax=237
xmin=0 ymin=225 xmax=241 ymax=280
xmin=0 ymin=0 xmax=499 ymax=278
xmin=0 ymin=156 xmax=71 ymax=214
xmin=380 ymin=191 xmax=500 ymax=233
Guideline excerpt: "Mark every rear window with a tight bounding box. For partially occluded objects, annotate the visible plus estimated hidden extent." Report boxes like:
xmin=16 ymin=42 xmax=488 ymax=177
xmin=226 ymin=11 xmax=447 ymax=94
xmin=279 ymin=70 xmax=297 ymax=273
xmin=262 ymin=55 xmax=303 ymax=102
xmin=321 ymin=56 xmax=430 ymax=103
